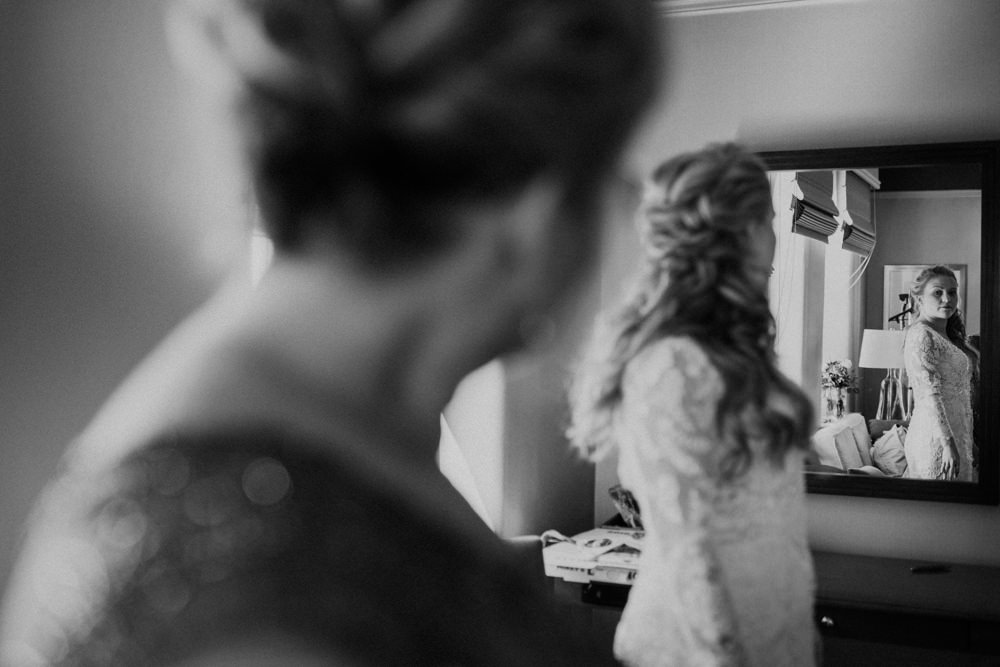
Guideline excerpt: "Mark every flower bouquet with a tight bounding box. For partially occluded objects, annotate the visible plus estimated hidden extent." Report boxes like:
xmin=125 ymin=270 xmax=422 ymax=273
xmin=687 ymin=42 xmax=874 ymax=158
xmin=821 ymin=359 xmax=857 ymax=422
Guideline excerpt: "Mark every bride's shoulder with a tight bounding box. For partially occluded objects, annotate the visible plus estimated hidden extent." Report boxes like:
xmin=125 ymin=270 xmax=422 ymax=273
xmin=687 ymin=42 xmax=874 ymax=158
xmin=905 ymin=322 xmax=941 ymax=349
xmin=628 ymin=336 xmax=718 ymax=388
xmin=637 ymin=335 xmax=709 ymax=363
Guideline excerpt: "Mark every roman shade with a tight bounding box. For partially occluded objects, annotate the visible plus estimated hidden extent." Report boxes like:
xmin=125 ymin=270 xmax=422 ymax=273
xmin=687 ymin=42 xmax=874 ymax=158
xmin=791 ymin=171 xmax=838 ymax=242
xmin=842 ymin=171 xmax=876 ymax=256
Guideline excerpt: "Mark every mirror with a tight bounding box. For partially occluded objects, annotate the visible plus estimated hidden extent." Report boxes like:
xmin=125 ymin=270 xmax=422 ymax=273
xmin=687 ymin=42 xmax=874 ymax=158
xmin=759 ymin=142 xmax=999 ymax=504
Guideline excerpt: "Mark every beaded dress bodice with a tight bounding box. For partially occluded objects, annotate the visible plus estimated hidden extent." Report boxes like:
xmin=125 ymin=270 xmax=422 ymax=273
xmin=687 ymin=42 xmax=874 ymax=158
xmin=1 ymin=426 xmax=608 ymax=666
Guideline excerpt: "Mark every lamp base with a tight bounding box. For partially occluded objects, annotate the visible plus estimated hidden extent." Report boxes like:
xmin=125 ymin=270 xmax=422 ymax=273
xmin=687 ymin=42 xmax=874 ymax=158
xmin=875 ymin=370 xmax=906 ymax=421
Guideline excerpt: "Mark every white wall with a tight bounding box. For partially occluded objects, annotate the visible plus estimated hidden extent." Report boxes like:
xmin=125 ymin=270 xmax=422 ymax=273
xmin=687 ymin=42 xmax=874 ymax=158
xmin=0 ymin=0 xmax=247 ymax=592
xmin=442 ymin=362 xmax=506 ymax=531
xmin=632 ymin=0 xmax=1000 ymax=175
xmin=601 ymin=0 xmax=1000 ymax=565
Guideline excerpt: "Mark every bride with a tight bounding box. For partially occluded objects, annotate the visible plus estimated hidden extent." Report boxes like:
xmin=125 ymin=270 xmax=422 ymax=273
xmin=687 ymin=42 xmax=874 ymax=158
xmin=903 ymin=265 xmax=979 ymax=481
xmin=569 ymin=143 xmax=818 ymax=666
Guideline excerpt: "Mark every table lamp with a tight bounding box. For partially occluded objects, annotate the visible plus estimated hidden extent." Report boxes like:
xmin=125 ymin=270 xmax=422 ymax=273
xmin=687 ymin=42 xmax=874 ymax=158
xmin=858 ymin=328 xmax=907 ymax=420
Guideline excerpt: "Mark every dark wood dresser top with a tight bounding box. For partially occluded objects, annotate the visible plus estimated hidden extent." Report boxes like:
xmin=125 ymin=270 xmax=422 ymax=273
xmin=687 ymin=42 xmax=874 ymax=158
xmin=813 ymin=550 xmax=1000 ymax=622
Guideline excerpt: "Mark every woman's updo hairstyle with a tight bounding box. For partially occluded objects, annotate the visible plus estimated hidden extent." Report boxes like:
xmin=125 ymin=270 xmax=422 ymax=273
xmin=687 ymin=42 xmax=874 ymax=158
xmin=193 ymin=0 xmax=661 ymax=266
xmin=569 ymin=143 xmax=814 ymax=473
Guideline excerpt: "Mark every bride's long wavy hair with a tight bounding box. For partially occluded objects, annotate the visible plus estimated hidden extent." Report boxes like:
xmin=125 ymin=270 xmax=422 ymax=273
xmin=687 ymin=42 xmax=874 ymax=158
xmin=568 ymin=143 xmax=813 ymax=476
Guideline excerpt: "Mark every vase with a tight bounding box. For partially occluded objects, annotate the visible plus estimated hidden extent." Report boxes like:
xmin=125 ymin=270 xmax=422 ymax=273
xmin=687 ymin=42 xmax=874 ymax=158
xmin=823 ymin=387 xmax=849 ymax=423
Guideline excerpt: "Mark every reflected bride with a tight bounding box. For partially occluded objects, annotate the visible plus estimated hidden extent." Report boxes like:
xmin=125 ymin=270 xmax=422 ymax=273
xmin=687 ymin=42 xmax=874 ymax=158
xmin=903 ymin=266 xmax=979 ymax=482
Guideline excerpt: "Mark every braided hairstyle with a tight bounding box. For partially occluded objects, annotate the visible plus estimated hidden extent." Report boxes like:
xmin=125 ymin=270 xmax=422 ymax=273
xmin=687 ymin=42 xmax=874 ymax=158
xmin=188 ymin=0 xmax=661 ymax=268
xmin=569 ymin=143 xmax=814 ymax=475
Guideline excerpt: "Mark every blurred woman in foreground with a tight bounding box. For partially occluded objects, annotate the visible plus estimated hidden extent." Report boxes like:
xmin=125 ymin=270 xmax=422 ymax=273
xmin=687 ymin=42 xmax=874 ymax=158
xmin=0 ymin=1 xmax=660 ymax=664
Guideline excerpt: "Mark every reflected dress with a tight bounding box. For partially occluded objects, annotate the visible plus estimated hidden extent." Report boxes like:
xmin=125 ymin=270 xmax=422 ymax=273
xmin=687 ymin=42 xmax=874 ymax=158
xmin=903 ymin=322 xmax=975 ymax=481
xmin=612 ymin=337 xmax=815 ymax=667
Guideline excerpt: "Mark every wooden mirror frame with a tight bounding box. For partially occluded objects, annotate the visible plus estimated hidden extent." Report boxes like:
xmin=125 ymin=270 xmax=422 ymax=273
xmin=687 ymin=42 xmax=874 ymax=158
xmin=759 ymin=141 xmax=1000 ymax=504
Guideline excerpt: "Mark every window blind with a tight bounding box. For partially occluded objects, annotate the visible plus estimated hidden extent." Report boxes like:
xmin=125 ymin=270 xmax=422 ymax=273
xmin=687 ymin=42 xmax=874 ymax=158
xmin=842 ymin=171 xmax=875 ymax=256
xmin=791 ymin=171 xmax=838 ymax=243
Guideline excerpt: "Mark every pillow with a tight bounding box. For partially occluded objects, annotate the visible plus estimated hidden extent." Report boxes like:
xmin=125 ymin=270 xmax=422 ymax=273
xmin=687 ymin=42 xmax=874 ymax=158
xmin=812 ymin=414 xmax=869 ymax=470
xmin=832 ymin=428 xmax=865 ymax=470
xmin=872 ymin=425 xmax=908 ymax=477
xmin=843 ymin=413 xmax=873 ymax=466
xmin=812 ymin=423 xmax=846 ymax=469
xmin=868 ymin=419 xmax=909 ymax=441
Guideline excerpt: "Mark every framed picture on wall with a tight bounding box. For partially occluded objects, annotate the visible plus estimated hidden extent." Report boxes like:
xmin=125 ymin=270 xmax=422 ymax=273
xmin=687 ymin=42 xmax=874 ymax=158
xmin=884 ymin=264 xmax=967 ymax=328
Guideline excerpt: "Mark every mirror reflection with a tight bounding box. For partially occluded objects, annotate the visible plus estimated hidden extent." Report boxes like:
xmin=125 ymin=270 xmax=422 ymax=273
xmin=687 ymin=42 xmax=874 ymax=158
xmin=765 ymin=162 xmax=981 ymax=485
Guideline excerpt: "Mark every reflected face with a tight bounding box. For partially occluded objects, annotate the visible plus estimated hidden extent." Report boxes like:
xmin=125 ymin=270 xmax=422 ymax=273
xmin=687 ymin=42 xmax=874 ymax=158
xmin=746 ymin=218 xmax=776 ymax=289
xmin=917 ymin=275 xmax=960 ymax=323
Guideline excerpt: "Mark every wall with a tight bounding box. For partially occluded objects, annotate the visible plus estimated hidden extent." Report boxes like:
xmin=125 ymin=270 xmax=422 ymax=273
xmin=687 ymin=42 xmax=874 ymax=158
xmin=601 ymin=0 xmax=1000 ymax=565
xmin=442 ymin=363 xmax=506 ymax=531
xmin=633 ymin=0 xmax=1000 ymax=175
xmin=0 ymin=0 xmax=247 ymax=592
xmin=442 ymin=348 xmax=599 ymax=539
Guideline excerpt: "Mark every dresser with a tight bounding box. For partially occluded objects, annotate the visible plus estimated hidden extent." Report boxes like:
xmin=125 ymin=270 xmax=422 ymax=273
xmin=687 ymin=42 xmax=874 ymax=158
xmin=813 ymin=551 xmax=1000 ymax=665
xmin=549 ymin=550 xmax=1000 ymax=666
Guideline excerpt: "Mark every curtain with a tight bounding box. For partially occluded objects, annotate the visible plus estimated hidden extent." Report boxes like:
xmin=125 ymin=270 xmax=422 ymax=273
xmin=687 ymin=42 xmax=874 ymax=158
xmin=791 ymin=170 xmax=839 ymax=242
xmin=842 ymin=171 xmax=876 ymax=256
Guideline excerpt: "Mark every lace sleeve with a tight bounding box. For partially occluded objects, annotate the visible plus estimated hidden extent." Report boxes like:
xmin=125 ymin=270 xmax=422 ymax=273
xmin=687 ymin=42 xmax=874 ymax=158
xmin=618 ymin=337 xmax=745 ymax=665
xmin=905 ymin=326 xmax=955 ymax=445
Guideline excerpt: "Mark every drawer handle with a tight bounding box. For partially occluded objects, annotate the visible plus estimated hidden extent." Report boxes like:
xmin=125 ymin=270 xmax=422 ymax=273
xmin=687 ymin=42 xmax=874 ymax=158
xmin=820 ymin=615 xmax=835 ymax=628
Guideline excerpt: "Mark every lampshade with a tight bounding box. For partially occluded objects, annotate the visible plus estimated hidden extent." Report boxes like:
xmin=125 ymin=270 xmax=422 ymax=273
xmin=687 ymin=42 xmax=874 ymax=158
xmin=858 ymin=329 xmax=906 ymax=369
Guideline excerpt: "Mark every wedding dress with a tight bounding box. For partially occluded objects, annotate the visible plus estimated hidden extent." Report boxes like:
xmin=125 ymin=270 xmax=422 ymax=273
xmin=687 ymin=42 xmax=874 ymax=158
xmin=903 ymin=322 xmax=975 ymax=481
xmin=612 ymin=336 xmax=815 ymax=667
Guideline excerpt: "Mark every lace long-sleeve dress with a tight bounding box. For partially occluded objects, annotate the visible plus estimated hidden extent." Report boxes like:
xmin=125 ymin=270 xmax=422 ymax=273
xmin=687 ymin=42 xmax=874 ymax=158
xmin=903 ymin=322 xmax=975 ymax=481
xmin=612 ymin=337 xmax=815 ymax=667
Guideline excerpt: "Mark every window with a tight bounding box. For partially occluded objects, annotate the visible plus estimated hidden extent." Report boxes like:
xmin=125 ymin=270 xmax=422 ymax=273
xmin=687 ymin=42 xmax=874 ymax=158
xmin=769 ymin=170 xmax=868 ymax=407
